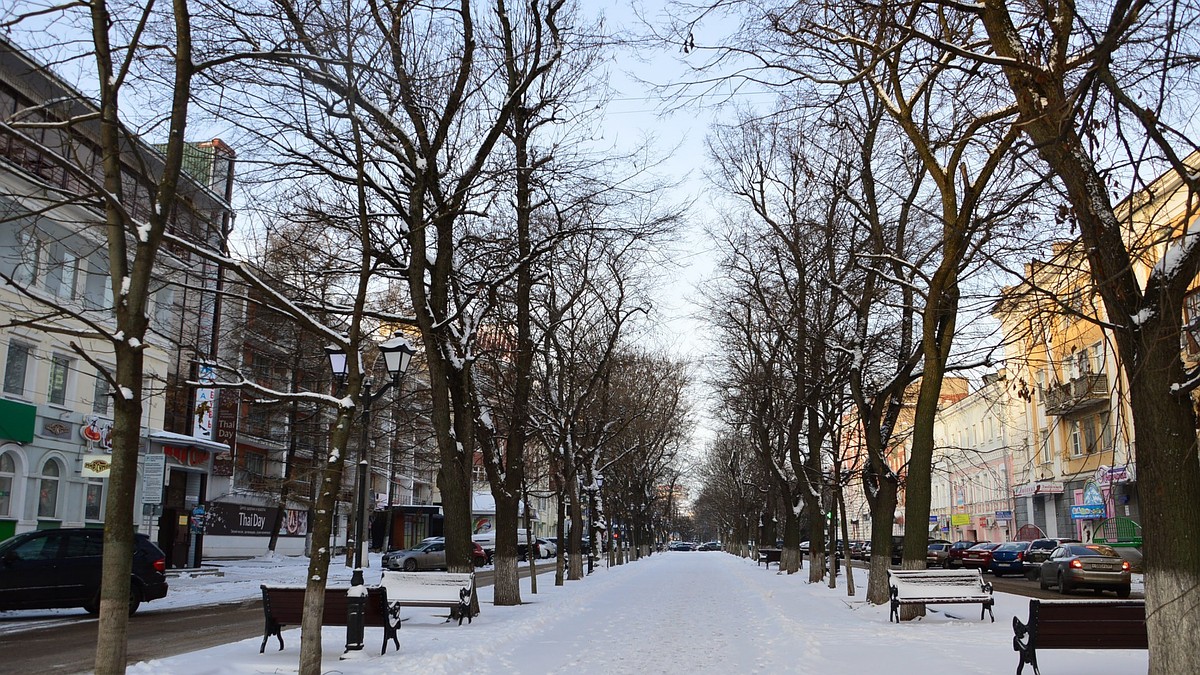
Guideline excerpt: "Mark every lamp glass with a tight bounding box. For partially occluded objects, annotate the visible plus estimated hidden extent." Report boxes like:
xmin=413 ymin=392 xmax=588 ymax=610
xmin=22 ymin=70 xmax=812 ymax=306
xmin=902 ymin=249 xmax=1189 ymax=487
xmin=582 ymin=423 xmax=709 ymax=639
xmin=326 ymin=345 xmax=349 ymax=378
xmin=379 ymin=336 xmax=417 ymax=378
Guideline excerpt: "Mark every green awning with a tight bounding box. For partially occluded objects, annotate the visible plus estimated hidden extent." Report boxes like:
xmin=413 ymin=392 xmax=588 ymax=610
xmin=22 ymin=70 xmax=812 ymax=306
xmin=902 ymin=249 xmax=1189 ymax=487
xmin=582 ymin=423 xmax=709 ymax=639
xmin=0 ymin=399 xmax=36 ymax=443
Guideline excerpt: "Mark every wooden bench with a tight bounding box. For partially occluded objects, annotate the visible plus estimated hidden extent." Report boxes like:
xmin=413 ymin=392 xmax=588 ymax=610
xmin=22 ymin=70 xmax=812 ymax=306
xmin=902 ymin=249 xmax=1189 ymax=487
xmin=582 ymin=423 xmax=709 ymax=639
xmin=758 ymin=548 xmax=782 ymax=567
xmin=378 ymin=570 xmax=478 ymax=625
xmin=259 ymin=585 xmax=398 ymax=655
xmin=887 ymin=568 xmax=994 ymax=623
xmin=1012 ymin=599 xmax=1146 ymax=675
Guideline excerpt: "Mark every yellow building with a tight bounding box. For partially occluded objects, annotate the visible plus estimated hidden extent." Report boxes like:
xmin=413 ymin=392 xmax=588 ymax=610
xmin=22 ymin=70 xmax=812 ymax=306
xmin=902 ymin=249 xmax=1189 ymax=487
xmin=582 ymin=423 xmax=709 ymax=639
xmin=993 ymin=155 xmax=1200 ymax=541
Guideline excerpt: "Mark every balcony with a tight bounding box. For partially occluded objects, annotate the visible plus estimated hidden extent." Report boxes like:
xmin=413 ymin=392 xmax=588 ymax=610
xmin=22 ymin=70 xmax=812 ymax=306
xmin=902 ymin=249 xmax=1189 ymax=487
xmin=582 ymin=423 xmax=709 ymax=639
xmin=1043 ymin=374 xmax=1109 ymax=416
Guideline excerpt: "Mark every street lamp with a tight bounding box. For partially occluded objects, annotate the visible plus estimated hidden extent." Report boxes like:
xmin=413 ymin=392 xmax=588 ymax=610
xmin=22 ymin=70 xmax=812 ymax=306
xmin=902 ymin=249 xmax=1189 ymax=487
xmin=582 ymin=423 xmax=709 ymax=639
xmin=328 ymin=335 xmax=417 ymax=656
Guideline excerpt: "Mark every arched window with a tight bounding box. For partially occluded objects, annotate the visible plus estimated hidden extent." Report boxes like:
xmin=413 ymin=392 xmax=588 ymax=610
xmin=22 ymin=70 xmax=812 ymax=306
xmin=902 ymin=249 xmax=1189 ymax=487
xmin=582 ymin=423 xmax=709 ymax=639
xmin=38 ymin=459 xmax=60 ymax=518
xmin=0 ymin=452 xmax=14 ymax=517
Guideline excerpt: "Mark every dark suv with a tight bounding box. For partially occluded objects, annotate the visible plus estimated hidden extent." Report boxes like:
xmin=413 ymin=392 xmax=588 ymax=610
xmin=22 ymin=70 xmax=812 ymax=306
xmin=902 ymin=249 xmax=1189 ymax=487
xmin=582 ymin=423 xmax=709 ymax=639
xmin=0 ymin=528 xmax=168 ymax=615
xmin=1023 ymin=537 xmax=1081 ymax=580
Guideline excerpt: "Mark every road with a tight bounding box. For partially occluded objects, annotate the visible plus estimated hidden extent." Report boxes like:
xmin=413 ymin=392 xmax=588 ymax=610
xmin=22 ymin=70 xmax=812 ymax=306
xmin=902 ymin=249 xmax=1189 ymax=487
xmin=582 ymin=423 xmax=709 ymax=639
xmin=0 ymin=566 xmax=542 ymax=674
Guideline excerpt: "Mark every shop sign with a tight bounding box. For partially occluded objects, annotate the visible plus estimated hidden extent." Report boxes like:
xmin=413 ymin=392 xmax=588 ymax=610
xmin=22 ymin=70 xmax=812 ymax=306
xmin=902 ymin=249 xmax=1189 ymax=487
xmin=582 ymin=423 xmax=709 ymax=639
xmin=1013 ymin=481 xmax=1065 ymax=498
xmin=215 ymin=390 xmax=238 ymax=447
xmin=995 ymin=510 xmax=1013 ymax=521
xmin=81 ymin=415 xmax=114 ymax=451
xmin=41 ymin=420 xmax=72 ymax=440
xmin=81 ymin=454 xmax=112 ymax=478
xmin=204 ymin=502 xmax=308 ymax=537
xmin=164 ymin=445 xmax=209 ymax=467
xmin=951 ymin=513 xmax=971 ymax=526
xmin=1071 ymin=479 xmax=1107 ymax=520
xmin=1093 ymin=465 xmax=1134 ymax=486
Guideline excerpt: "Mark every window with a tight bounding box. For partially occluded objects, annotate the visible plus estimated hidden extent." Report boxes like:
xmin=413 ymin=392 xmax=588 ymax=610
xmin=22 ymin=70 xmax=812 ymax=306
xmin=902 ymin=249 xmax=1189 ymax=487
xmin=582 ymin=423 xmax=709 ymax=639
xmin=1070 ymin=421 xmax=1083 ymax=458
xmin=13 ymin=534 xmax=60 ymax=561
xmin=85 ymin=479 xmax=104 ymax=521
xmin=245 ymin=451 xmax=265 ymax=476
xmin=1090 ymin=343 xmax=1105 ymax=374
xmin=92 ymin=370 xmax=110 ymax=415
xmin=63 ymin=531 xmax=104 ymax=557
xmin=1039 ymin=428 xmax=1051 ymax=464
xmin=38 ymin=460 xmax=61 ymax=518
xmin=48 ymin=355 xmax=71 ymax=406
xmin=44 ymin=246 xmax=78 ymax=299
xmin=152 ymin=286 xmax=175 ymax=329
xmin=12 ymin=230 xmax=42 ymax=287
xmin=0 ymin=452 xmax=13 ymax=516
xmin=4 ymin=341 xmax=30 ymax=395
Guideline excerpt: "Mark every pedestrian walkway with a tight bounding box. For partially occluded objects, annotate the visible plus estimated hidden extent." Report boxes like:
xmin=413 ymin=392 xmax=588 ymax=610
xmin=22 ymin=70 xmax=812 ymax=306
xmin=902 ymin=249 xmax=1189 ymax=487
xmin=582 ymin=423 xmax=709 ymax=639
xmin=125 ymin=551 xmax=1148 ymax=674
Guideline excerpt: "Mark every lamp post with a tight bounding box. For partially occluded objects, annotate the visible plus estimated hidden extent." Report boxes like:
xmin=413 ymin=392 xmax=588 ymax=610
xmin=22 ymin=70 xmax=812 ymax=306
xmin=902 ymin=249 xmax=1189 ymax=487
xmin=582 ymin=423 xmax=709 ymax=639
xmin=328 ymin=335 xmax=417 ymax=656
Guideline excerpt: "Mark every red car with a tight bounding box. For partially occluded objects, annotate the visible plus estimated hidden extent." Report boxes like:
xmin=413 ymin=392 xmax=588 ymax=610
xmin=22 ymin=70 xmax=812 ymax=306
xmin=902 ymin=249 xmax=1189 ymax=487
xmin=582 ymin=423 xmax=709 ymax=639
xmin=960 ymin=542 xmax=1001 ymax=570
xmin=946 ymin=540 xmax=980 ymax=568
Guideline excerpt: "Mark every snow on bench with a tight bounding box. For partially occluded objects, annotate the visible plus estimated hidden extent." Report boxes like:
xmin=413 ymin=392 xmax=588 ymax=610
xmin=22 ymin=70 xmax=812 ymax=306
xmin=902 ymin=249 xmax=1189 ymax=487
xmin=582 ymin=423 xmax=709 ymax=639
xmin=378 ymin=570 xmax=477 ymax=625
xmin=887 ymin=568 xmax=994 ymax=623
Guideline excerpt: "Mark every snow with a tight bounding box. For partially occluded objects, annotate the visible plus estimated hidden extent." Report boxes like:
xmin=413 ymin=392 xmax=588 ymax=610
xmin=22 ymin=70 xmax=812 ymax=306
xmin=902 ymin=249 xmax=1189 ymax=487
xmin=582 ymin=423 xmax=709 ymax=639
xmin=0 ymin=552 xmax=1148 ymax=674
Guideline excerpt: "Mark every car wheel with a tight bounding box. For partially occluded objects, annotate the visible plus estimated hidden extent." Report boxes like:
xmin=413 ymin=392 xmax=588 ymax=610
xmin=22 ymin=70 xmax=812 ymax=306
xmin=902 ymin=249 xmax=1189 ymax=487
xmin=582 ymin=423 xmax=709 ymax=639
xmin=942 ymin=560 xmax=951 ymax=569
xmin=84 ymin=584 xmax=143 ymax=616
xmin=404 ymin=558 xmax=418 ymax=571
xmin=1117 ymin=586 xmax=1131 ymax=599
xmin=1058 ymin=572 xmax=1073 ymax=595
xmin=127 ymin=586 xmax=143 ymax=616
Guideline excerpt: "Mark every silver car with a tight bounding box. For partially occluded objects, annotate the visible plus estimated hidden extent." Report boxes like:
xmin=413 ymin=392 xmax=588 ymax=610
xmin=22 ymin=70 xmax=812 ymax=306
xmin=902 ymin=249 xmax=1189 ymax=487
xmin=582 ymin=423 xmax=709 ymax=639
xmin=1038 ymin=543 xmax=1131 ymax=597
xmin=384 ymin=540 xmax=447 ymax=571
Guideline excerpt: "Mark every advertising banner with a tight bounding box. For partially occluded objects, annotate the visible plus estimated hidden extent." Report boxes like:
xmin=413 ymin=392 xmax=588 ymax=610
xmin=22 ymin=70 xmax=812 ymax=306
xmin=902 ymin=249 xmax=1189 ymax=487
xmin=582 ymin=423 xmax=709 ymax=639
xmin=951 ymin=513 xmax=971 ymax=526
xmin=204 ymin=502 xmax=307 ymax=537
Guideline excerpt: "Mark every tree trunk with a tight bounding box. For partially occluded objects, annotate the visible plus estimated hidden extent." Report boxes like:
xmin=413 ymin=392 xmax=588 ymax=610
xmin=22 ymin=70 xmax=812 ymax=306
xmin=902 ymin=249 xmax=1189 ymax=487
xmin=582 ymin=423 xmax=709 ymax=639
xmin=94 ymin=352 xmax=142 ymax=674
xmin=297 ymin=408 xmax=354 ymax=674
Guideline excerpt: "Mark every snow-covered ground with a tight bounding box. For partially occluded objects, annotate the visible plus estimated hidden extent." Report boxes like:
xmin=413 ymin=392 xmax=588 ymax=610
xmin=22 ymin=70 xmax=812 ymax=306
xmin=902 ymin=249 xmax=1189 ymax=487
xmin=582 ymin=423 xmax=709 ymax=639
xmin=3 ymin=552 xmax=1149 ymax=674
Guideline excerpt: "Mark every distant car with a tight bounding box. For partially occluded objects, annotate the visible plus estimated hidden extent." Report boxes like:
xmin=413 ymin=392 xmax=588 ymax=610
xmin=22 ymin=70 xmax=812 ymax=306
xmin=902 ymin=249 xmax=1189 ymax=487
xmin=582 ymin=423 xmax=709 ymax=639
xmin=1022 ymin=538 xmax=1081 ymax=579
xmin=960 ymin=542 xmax=1000 ymax=570
xmin=988 ymin=541 xmax=1033 ymax=576
xmin=946 ymin=540 xmax=979 ymax=568
xmin=0 ymin=528 xmax=167 ymax=616
xmin=1038 ymin=543 xmax=1131 ymax=597
xmin=668 ymin=541 xmax=693 ymax=551
xmin=536 ymin=537 xmax=556 ymax=559
xmin=926 ymin=542 xmax=952 ymax=568
xmin=698 ymin=541 xmax=721 ymax=551
xmin=848 ymin=541 xmax=869 ymax=560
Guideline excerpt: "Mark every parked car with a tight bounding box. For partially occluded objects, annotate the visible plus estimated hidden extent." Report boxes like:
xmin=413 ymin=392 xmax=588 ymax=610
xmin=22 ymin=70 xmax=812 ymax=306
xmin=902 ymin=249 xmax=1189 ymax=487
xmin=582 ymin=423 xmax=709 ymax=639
xmin=699 ymin=541 xmax=721 ymax=551
xmin=536 ymin=537 xmax=556 ymax=559
xmin=385 ymin=539 xmax=448 ymax=571
xmin=960 ymin=542 xmax=1000 ymax=570
xmin=946 ymin=540 xmax=979 ymax=568
xmin=668 ymin=541 xmax=693 ymax=551
xmin=1022 ymin=538 xmax=1081 ymax=580
xmin=988 ymin=541 xmax=1033 ymax=576
xmin=926 ymin=542 xmax=953 ymax=568
xmin=848 ymin=541 xmax=869 ymax=560
xmin=0 ymin=528 xmax=168 ymax=616
xmin=1038 ymin=543 xmax=1132 ymax=597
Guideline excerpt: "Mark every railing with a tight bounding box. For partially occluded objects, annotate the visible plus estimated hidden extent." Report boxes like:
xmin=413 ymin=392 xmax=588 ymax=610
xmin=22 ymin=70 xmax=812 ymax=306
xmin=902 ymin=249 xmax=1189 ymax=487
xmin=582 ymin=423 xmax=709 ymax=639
xmin=1043 ymin=374 xmax=1108 ymax=415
